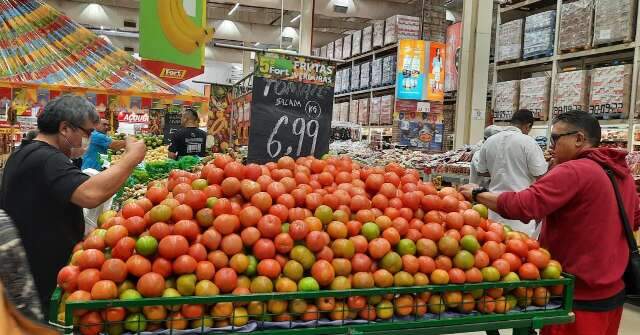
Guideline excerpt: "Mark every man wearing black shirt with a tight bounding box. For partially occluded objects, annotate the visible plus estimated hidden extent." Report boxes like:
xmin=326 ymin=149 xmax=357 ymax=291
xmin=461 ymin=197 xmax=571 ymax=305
xmin=0 ymin=95 xmax=146 ymax=318
xmin=168 ymin=107 xmax=207 ymax=159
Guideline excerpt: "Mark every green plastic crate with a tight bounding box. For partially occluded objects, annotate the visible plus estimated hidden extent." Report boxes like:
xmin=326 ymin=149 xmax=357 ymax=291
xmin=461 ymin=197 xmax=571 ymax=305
xmin=48 ymin=275 xmax=574 ymax=335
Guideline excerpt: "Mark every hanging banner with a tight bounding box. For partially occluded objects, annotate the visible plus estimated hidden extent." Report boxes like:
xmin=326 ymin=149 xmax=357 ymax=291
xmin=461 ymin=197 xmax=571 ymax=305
xmin=427 ymin=42 xmax=445 ymax=102
xmin=396 ymin=40 xmax=445 ymax=102
xmin=396 ymin=40 xmax=427 ymax=100
xmin=445 ymin=22 xmax=462 ymax=92
xmin=247 ymin=53 xmax=336 ymax=164
xmin=139 ymin=0 xmax=211 ymax=84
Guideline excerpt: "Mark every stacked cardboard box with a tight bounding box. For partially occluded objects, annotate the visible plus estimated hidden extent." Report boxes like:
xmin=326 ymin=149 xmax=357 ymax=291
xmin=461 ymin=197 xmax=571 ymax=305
xmin=362 ymin=26 xmax=373 ymax=53
xmin=320 ymin=46 xmax=327 ymax=58
xmin=558 ymin=0 xmax=593 ymax=52
xmin=373 ymin=20 xmax=385 ymax=48
xmin=360 ymin=61 xmax=371 ymax=90
xmin=343 ymin=34 xmax=352 ymax=59
xmin=359 ymin=98 xmax=370 ymax=125
xmin=327 ymin=42 xmax=334 ymax=59
xmin=382 ymin=55 xmax=397 ymax=86
xmin=349 ymin=99 xmax=359 ymax=123
xmin=351 ymin=64 xmax=360 ymax=92
xmin=553 ymin=70 xmax=590 ymax=116
xmin=332 ymin=103 xmax=339 ymax=122
xmin=342 ymin=68 xmax=350 ymax=93
xmin=589 ymin=64 xmax=632 ymax=118
xmin=335 ymin=38 xmax=343 ymax=60
xmin=593 ymin=0 xmax=635 ymax=46
xmin=340 ymin=102 xmax=349 ymax=122
xmin=335 ymin=70 xmax=342 ymax=93
xmin=370 ymin=97 xmax=381 ymax=125
xmin=312 ymin=48 xmax=320 ymax=57
xmin=494 ymin=80 xmax=520 ymax=121
xmin=352 ymin=30 xmax=362 ymax=56
xmin=380 ymin=95 xmax=394 ymax=124
xmin=371 ymin=58 xmax=382 ymax=87
xmin=497 ymin=19 xmax=523 ymax=62
xmin=384 ymin=15 xmax=421 ymax=45
xmin=523 ymin=11 xmax=555 ymax=59
xmin=519 ymin=77 xmax=550 ymax=120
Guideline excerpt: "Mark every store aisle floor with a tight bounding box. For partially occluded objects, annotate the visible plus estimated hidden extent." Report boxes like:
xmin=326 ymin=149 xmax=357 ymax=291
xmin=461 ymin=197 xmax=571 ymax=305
xmin=460 ymin=304 xmax=640 ymax=335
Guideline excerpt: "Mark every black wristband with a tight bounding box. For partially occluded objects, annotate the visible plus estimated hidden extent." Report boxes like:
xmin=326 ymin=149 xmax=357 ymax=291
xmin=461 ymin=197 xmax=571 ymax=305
xmin=472 ymin=187 xmax=489 ymax=203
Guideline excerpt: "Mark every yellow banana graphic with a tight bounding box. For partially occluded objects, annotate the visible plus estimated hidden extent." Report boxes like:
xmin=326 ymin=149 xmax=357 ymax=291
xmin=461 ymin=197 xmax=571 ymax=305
xmin=158 ymin=0 xmax=199 ymax=54
xmin=170 ymin=0 xmax=209 ymax=44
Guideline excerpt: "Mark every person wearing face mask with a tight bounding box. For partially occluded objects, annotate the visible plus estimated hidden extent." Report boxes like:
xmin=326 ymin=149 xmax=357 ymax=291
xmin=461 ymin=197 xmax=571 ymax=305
xmin=460 ymin=111 xmax=640 ymax=335
xmin=0 ymin=95 xmax=146 ymax=319
xmin=81 ymin=118 xmax=125 ymax=171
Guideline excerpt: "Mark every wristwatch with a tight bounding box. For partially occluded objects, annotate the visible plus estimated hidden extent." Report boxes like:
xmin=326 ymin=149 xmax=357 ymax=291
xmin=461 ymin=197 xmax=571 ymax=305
xmin=472 ymin=187 xmax=489 ymax=203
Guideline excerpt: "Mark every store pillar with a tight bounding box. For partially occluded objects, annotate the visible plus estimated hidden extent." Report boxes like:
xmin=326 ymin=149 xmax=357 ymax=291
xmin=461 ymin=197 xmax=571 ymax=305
xmin=298 ymin=0 xmax=314 ymax=55
xmin=454 ymin=0 xmax=493 ymax=147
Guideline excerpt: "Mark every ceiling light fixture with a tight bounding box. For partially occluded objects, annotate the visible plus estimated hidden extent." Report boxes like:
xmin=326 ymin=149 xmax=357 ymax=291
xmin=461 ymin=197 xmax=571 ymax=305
xmin=290 ymin=14 xmax=301 ymax=23
xmin=254 ymin=42 xmax=260 ymax=46
xmin=228 ymin=3 xmax=239 ymax=16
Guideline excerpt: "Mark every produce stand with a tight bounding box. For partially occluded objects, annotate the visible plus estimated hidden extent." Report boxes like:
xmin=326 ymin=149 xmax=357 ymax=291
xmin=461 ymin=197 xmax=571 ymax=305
xmin=49 ymin=275 xmax=574 ymax=335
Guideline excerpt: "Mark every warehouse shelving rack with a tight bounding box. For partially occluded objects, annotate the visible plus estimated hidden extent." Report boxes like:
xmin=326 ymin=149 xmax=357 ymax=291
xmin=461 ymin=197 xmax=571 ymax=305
xmin=490 ymin=0 xmax=640 ymax=151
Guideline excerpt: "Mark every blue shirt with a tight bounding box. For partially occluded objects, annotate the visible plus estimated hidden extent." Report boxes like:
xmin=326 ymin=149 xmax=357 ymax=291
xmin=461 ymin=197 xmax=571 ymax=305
xmin=82 ymin=131 xmax=112 ymax=171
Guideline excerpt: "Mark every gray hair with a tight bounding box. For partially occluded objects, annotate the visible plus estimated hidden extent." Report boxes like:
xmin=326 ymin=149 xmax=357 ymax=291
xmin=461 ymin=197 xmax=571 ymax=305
xmin=37 ymin=95 xmax=99 ymax=134
xmin=484 ymin=125 xmax=503 ymax=139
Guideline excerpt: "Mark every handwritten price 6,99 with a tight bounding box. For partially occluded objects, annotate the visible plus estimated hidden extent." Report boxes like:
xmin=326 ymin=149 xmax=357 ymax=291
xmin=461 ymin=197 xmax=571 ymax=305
xmin=267 ymin=115 xmax=319 ymax=158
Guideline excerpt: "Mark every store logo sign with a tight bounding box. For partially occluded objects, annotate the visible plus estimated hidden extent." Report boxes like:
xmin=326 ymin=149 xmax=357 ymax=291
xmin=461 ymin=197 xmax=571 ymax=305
xmin=118 ymin=112 xmax=149 ymax=123
xmin=160 ymin=68 xmax=187 ymax=79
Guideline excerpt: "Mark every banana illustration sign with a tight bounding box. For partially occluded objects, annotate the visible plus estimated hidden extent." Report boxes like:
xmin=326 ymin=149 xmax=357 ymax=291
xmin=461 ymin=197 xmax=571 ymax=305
xmin=139 ymin=0 xmax=214 ymax=84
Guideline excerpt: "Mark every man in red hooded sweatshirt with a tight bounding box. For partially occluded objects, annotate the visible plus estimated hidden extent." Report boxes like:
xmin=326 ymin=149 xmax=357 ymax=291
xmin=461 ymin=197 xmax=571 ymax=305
xmin=461 ymin=111 xmax=640 ymax=335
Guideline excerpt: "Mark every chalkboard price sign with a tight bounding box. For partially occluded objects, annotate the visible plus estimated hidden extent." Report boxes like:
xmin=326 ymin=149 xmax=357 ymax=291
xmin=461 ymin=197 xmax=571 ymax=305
xmin=163 ymin=113 xmax=182 ymax=144
xmin=247 ymin=53 xmax=336 ymax=164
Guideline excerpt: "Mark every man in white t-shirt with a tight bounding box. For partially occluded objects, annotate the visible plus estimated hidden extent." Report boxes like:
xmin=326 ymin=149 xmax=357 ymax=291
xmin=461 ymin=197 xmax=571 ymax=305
xmin=476 ymin=109 xmax=547 ymax=236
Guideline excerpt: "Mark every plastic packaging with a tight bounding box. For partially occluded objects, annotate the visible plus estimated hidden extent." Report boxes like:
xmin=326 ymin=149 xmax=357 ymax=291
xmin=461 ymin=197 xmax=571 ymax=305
xmin=494 ymin=80 xmax=520 ymax=121
xmin=360 ymin=61 xmax=371 ymax=90
xmin=371 ymin=58 xmax=383 ymax=87
xmin=327 ymin=41 xmax=334 ymax=59
xmin=358 ymin=98 xmax=370 ymax=125
xmin=380 ymin=95 xmax=394 ymax=124
xmin=370 ymin=97 xmax=382 ymax=125
xmin=497 ymin=19 xmax=523 ymax=62
xmin=352 ymin=30 xmax=362 ymax=56
xmin=519 ymin=76 xmax=550 ymax=120
xmin=553 ymin=70 xmax=590 ymax=117
xmin=558 ymin=0 xmax=593 ymax=52
xmin=362 ymin=26 xmax=373 ymax=53
xmin=349 ymin=99 xmax=359 ymax=123
xmin=523 ymin=11 xmax=555 ymax=59
xmin=589 ymin=64 xmax=632 ymax=118
xmin=351 ymin=64 xmax=360 ymax=92
xmin=335 ymin=38 xmax=343 ymax=60
xmin=384 ymin=15 xmax=421 ymax=45
xmin=343 ymin=34 xmax=352 ymax=59
xmin=373 ymin=20 xmax=385 ymax=48
xmin=593 ymin=0 xmax=635 ymax=46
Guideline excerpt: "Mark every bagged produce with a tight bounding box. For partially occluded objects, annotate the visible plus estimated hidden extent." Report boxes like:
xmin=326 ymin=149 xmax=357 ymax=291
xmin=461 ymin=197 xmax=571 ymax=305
xmin=593 ymin=0 xmax=635 ymax=46
xmin=523 ymin=11 xmax=555 ymax=59
xmin=558 ymin=0 xmax=593 ymax=52
xmin=497 ymin=19 xmax=522 ymax=62
xmin=519 ymin=77 xmax=550 ymax=120
xmin=494 ymin=80 xmax=520 ymax=121
xmin=589 ymin=64 xmax=632 ymax=118
xmin=553 ymin=70 xmax=590 ymax=117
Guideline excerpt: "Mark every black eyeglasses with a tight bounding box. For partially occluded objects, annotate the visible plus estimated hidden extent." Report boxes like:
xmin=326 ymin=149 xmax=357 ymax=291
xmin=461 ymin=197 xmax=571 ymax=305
xmin=75 ymin=126 xmax=94 ymax=137
xmin=550 ymin=130 xmax=579 ymax=146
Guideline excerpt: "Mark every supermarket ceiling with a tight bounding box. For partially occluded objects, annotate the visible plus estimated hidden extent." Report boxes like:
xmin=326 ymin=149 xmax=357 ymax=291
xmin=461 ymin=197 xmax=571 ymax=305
xmin=51 ymin=0 xmax=420 ymax=47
